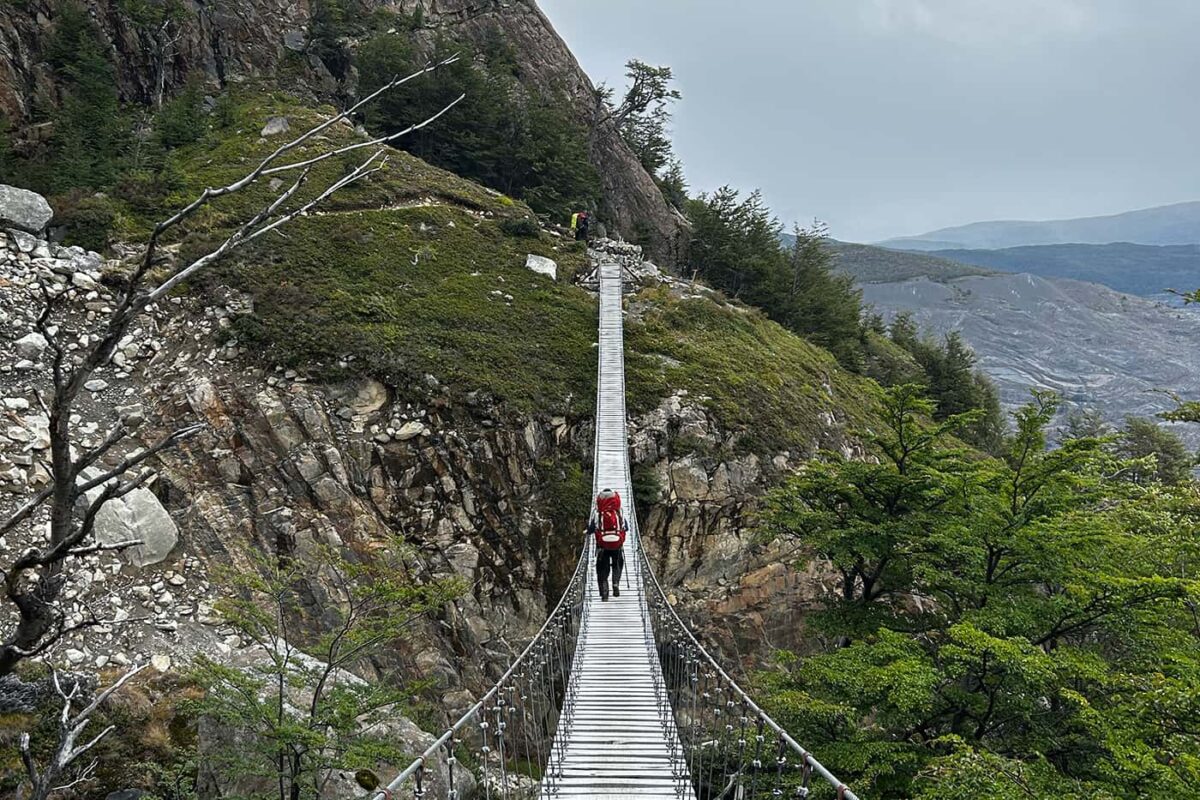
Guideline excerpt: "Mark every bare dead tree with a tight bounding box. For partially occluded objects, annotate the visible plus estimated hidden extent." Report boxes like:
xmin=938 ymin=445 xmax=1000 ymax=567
xmin=17 ymin=663 xmax=148 ymax=800
xmin=0 ymin=56 xmax=466 ymax=676
xmin=152 ymin=18 xmax=185 ymax=110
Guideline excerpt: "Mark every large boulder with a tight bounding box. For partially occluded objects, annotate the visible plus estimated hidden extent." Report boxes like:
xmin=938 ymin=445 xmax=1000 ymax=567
xmin=0 ymin=184 xmax=53 ymax=234
xmin=80 ymin=470 xmax=179 ymax=567
xmin=525 ymin=254 xmax=557 ymax=281
xmin=14 ymin=331 xmax=47 ymax=360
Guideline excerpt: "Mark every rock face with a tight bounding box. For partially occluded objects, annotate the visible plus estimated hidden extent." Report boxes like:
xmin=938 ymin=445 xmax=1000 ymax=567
xmin=0 ymin=0 xmax=688 ymax=264
xmin=630 ymin=391 xmax=859 ymax=662
xmin=0 ymin=184 xmax=53 ymax=233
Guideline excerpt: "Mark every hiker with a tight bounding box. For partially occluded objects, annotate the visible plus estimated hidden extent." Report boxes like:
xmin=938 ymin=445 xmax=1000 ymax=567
xmin=571 ymin=210 xmax=591 ymax=243
xmin=587 ymin=488 xmax=627 ymax=601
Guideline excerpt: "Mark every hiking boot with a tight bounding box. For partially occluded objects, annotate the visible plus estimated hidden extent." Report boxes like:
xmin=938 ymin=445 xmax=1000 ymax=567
xmin=612 ymin=584 xmax=620 ymax=598
xmin=599 ymin=580 xmax=609 ymax=601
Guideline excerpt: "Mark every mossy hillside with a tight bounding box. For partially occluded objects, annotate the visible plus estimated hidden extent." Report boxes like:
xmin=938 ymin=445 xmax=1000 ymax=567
xmin=625 ymin=288 xmax=880 ymax=454
xmin=117 ymin=89 xmax=526 ymax=241
xmin=149 ymin=92 xmax=882 ymax=447
xmin=213 ymin=204 xmax=596 ymax=414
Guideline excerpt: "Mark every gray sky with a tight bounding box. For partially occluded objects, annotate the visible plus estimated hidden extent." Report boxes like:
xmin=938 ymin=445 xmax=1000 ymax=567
xmin=539 ymin=0 xmax=1200 ymax=243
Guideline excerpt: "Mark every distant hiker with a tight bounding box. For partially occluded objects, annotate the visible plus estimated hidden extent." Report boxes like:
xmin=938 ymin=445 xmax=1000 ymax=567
xmin=571 ymin=210 xmax=591 ymax=243
xmin=587 ymin=488 xmax=627 ymax=601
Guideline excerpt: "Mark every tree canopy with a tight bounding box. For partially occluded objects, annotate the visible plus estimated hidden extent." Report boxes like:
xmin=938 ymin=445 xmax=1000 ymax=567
xmin=760 ymin=387 xmax=1200 ymax=798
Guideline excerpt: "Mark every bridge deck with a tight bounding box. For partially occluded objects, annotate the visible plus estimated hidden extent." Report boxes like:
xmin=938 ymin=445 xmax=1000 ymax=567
xmin=543 ymin=258 xmax=694 ymax=798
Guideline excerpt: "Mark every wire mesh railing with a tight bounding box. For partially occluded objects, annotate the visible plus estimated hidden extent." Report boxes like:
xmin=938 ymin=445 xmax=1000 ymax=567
xmin=373 ymin=549 xmax=587 ymax=799
xmin=636 ymin=540 xmax=860 ymax=800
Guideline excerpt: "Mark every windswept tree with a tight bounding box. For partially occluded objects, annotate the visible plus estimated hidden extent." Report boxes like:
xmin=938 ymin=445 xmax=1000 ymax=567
xmin=0 ymin=57 xmax=465 ymax=677
xmin=595 ymin=60 xmax=683 ymax=186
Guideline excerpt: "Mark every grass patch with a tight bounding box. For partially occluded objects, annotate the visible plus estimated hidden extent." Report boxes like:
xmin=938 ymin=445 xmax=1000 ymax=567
xmin=212 ymin=205 xmax=594 ymax=415
xmin=114 ymin=88 xmax=528 ymax=241
xmin=626 ymin=288 xmax=879 ymax=454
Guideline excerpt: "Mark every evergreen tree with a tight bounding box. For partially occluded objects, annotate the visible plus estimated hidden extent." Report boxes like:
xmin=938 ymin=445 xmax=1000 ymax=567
xmin=1118 ymin=416 xmax=1193 ymax=485
xmin=658 ymin=158 xmax=688 ymax=209
xmin=686 ymin=189 xmax=867 ymax=370
xmin=782 ymin=223 xmax=864 ymax=371
xmin=154 ymin=75 xmax=208 ymax=149
xmin=761 ymin=390 xmax=1199 ymax=798
xmin=45 ymin=2 xmax=129 ymax=193
xmin=883 ymin=318 xmax=1005 ymax=453
xmin=1063 ymin=407 xmax=1111 ymax=439
xmin=356 ymin=34 xmax=599 ymax=219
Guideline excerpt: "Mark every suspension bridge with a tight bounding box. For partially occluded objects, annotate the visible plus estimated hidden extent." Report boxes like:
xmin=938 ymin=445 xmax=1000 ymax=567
xmin=377 ymin=253 xmax=858 ymax=799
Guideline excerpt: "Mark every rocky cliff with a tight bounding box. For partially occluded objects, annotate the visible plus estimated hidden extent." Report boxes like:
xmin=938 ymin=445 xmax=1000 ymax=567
xmin=0 ymin=0 xmax=688 ymax=262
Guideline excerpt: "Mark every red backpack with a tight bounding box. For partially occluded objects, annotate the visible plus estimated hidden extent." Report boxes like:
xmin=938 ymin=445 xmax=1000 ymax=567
xmin=595 ymin=492 xmax=626 ymax=550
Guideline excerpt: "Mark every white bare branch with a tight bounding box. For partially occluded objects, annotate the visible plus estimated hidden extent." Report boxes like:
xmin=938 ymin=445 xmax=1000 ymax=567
xmin=19 ymin=664 xmax=146 ymax=800
xmin=262 ymin=93 xmax=466 ymax=176
xmin=148 ymin=149 xmax=388 ymax=302
xmin=143 ymin=55 xmax=460 ymax=251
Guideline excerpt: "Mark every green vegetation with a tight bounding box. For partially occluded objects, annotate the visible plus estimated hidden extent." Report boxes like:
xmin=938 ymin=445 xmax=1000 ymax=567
xmin=194 ymin=545 xmax=460 ymax=800
xmin=878 ymin=314 xmax=1005 ymax=453
xmin=0 ymin=663 xmax=201 ymax=799
xmin=759 ymin=387 xmax=1200 ymax=798
xmin=686 ymin=188 xmax=866 ymax=371
xmin=357 ymin=35 xmax=600 ymax=221
xmin=214 ymin=205 xmax=595 ymax=413
xmin=1066 ymin=411 xmax=1195 ymax=486
xmin=39 ymin=1 xmax=130 ymax=194
xmin=625 ymin=287 xmax=878 ymax=454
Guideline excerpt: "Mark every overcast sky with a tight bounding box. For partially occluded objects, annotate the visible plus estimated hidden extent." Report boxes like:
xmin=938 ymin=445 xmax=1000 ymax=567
xmin=539 ymin=0 xmax=1200 ymax=243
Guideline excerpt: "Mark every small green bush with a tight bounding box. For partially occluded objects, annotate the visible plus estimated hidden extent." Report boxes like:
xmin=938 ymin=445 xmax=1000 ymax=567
xmin=155 ymin=76 xmax=208 ymax=149
xmin=53 ymin=192 xmax=119 ymax=252
xmin=500 ymin=216 xmax=541 ymax=238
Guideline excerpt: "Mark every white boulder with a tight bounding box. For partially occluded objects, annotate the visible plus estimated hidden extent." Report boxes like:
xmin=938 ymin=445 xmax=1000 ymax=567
xmin=525 ymin=254 xmax=557 ymax=281
xmin=14 ymin=332 xmax=47 ymax=360
xmin=80 ymin=469 xmax=179 ymax=567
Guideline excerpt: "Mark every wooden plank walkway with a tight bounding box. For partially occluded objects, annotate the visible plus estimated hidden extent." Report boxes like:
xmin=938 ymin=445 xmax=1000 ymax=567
xmin=542 ymin=258 xmax=695 ymax=798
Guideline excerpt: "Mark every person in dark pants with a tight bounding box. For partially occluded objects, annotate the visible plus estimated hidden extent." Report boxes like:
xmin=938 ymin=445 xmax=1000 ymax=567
xmin=573 ymin=210 xmax=591 ymax=243
xmin=587 ymin=488 xmax=627 ymax=601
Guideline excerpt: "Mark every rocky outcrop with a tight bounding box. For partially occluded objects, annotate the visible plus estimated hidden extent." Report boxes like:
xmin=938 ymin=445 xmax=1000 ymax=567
xmin=0 ymin=0 xmax=688 ymax=263
xmin=0 ymin=222 xmax=592 ymax=710
xmin=0 ymin=183 xmax=54 ymax=234
xmin=631 ymin=391 xmax=860 ymax=666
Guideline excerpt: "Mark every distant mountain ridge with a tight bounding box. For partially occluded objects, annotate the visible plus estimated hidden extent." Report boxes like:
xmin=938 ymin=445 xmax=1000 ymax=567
xmin=824 ymin=240 xmax=997 ymax=283
xmin=859 ymin=273 xmax=1200 ymax=439
xmin=831 ymin=240 xmax=1200 ymax=439
xmin=878 ymin=200 xmax=1200 ymax=250
xmin=927 ymin=242 xmax=1200 ymax=299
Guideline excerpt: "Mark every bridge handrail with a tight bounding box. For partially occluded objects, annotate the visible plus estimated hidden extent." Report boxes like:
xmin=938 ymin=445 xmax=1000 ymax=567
xmin=377 ymin=541 xmax=588 ymax=795
xmin=634 ymin=536 xmax=861 ymax=800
